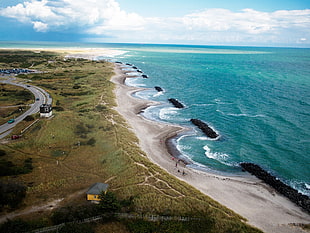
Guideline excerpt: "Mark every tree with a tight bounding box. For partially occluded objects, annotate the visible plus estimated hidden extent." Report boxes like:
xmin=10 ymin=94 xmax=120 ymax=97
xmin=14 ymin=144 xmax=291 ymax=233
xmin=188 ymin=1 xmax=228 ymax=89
xmin=98 ymin=191 xmax=121 ymax=213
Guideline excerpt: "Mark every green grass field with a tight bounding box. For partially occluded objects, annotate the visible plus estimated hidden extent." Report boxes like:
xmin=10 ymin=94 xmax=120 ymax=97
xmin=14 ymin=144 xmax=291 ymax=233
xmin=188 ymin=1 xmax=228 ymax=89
xmin=0 ymin=50 xmax=262 ymax=233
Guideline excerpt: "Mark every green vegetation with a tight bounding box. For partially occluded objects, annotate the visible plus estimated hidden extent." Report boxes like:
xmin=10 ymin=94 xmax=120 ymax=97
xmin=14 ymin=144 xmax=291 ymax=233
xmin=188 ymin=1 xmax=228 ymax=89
xmin=0 ymin=182 xmax=27 ymax=209
xmin=0 ymin=157 xmax=33 ymax=176
xmin=0 ymin=84 xmax=33 ymax=124
xmin=0 ymin=50 xmax=262 ymax=233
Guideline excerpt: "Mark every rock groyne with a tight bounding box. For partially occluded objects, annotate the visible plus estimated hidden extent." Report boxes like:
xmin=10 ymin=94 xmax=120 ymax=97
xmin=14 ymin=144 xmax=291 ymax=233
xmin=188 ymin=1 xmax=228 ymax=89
xmin=168 ymin=98 xmax=184 ymax=108
xmin=190 ymin=119 xmax=218 ymax=139
xmin=240 ymin=162 xmax=310 ymax=213
xmin=155 ymin=86 xmax=163 ymax=92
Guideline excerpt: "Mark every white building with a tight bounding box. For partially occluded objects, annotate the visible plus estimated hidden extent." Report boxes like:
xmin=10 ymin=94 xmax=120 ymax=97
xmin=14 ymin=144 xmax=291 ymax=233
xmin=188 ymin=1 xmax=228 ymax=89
xmin=40 ymin=104 xmax=52 ymax=118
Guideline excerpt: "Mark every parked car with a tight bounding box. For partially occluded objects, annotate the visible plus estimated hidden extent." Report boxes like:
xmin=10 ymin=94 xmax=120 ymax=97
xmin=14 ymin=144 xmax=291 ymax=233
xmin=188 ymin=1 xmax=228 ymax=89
xmin=7 ymin=119 xmax=15 ymax=124
xmin=11 ymin=135 xmax=22 ymax=140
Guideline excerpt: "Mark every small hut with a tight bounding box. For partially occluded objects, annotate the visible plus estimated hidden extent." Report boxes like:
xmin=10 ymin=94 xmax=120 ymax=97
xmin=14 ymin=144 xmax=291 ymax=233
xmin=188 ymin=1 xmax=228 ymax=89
xmin=86 ymin=183 xmax=109 ymax=202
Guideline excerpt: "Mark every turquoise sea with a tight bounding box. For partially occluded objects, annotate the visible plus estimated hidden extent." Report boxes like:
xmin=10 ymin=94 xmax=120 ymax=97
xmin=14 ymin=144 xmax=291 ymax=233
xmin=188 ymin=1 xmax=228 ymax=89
xmin=1 ymin=41 xmax=309 ymax=196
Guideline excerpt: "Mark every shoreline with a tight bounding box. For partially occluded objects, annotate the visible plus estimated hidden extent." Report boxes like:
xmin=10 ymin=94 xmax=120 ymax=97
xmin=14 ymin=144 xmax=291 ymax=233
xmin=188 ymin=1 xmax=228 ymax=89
xmin=111 ymin=63 xmax=310 ymax=233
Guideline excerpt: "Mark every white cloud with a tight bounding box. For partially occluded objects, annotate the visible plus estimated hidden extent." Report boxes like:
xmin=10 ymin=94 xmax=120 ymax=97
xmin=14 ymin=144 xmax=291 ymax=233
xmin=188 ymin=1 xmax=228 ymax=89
xmin=182 ymin=8 xmax=310 ymax=35
xmin=0 ymin=0 xmax=145 ymax=32
xmin=0 ymin=0 xmax=309 ymax=46
xmin=32 ymin=21 xmax=48 ymax=32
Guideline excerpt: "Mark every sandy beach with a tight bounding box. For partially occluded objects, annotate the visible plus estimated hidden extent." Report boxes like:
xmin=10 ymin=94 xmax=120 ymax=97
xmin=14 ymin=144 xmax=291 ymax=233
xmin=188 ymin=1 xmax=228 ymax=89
xmin=0 ymin=47 xmax=127 ymax=60
xmin=111 ymin=63 xmax=310 ymax=233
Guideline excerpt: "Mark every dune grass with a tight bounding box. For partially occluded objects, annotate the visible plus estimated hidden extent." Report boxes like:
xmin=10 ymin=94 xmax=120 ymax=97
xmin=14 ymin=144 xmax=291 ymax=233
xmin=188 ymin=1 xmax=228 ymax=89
xmin=0 ymin=50 xmax=261 ymax=232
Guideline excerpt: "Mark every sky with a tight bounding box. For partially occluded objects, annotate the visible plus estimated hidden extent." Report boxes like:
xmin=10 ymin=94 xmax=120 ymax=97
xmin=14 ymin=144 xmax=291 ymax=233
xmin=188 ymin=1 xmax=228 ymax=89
xmin=0 ymin=0 xmax=309 ymax=47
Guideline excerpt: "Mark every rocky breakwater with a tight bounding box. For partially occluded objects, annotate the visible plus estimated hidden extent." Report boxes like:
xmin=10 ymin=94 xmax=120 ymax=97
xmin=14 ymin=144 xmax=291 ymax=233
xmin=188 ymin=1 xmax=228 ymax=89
xmin=155 ymin=86 xmax=163 ymax=92
xmin=240 ymin=162 xmax=310 ymax=213
xmin=168 ymin=98 xmax=184 ymax=108
xmin=190 ymin=119 xmax=218 ymax=139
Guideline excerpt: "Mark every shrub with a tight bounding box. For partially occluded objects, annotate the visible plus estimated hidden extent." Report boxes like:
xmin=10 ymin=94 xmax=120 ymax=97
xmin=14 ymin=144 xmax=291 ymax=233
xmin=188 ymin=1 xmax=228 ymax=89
xmin=0 ymin=149 xmax=6 ymax=156
xmin=98 ymin=191 xmax=121 ymax=213
xmin=95 ymin=105 xmax=107 ymax=112
xmin=0 ymin=182 xmax=26 ymax=209
xmin=86 ymin=138 xmax=96 ymax=146
xmin=53 ymin=106 xmax=64 ymax=111
xmin=0 ymin=219 xmax=31 ymax=233
xmin=23 ymin=115 xmax=35 ymax=121
xmin=51 ymin=204 xmax=99 ymax=225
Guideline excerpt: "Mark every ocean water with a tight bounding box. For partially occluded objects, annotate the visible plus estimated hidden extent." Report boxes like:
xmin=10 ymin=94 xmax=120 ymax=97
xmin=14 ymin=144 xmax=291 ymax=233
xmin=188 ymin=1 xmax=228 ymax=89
xmin=1 ymin=42 xmax=309 ymax=196
xmin=110 ymin=44 xmax=310 ymax=196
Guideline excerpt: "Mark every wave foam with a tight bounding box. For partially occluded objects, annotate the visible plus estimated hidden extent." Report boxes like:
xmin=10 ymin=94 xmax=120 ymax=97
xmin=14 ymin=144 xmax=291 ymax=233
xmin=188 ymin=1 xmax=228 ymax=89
xmin=153 ymin=91 xmax=164 ymax=97
xmin=203 ymin=145 xmax=229 ymax=161
xmin=176 ymin=144 xmax=192 ymax=151
xmin=191 ymin=103 xmax=214 ymax=107
xmin=216 ymin=109 xmax=265 ymax=118
xmin=125 ymin=78 xmax=146 ymax=87
xmin=159 ymin=107 xmax=179 ymax=120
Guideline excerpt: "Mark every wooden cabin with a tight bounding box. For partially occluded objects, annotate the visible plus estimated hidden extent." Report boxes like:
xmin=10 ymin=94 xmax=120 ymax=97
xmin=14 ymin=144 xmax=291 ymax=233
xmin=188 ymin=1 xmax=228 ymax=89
xmin=86 ymin=183 xmax=109 ymax=202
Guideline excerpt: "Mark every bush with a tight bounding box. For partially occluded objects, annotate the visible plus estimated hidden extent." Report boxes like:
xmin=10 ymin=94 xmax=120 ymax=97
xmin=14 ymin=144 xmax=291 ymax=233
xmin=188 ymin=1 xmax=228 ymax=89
xmin=23 ymin=158 xmax=33 ymax=172
xmin=0 ymin=159 xmax=16 ymax=176
xmin=86 ymin=138 xmax=96 ymax=146
xmin=75 ymin=123 xmax=88 ymax=135
xmin=0 ymin=158 xmax=33 ymax=176
xmin=0 ymin=149 xmax=6 ymax=156
xmin=0 ymin=182 xmax=26 ymax=209
xmin=0 ymin=218 xmax=48 ymax=233
xmin=95 ymin=105 xmax=107 ymax=112
xmin=73 ymin=84 xmax=81 ymax=89
xmin=53 ymin=106 xmax=64 ymax=111
xmin=0 ymin=219 xmax=31 ymax=233
xmin=51 ymin=204 xmax=99 ymax=225
xmin=98 ymin=191 xmax=121 ymax=213
xmin=23 ymin=115 xmax=35 ymax=121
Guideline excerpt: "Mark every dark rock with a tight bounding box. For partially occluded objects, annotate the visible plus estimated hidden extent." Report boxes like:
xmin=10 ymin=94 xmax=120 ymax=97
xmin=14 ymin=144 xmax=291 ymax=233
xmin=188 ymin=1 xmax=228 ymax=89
xmin=168 ymin=98 xmax=184 ymax=108
xmin=125 ymin=63 xmax=132 ymax=66
xmin=142 ymin=74 xmax=148 ymax=78
xmin=240 ymin=162 xmax=310 ymax=213
xmin=137 ymin=70 xmax=143 ymax=73
xmin=115 ymin=61 xmax=122 ymax=64
xmin=190 ymin=119 xmax=218 ymax=138
xmin=132 ymin=66 xmax=138 ymax=69
xmin=154 ymin=86 xmax=163 ymax=92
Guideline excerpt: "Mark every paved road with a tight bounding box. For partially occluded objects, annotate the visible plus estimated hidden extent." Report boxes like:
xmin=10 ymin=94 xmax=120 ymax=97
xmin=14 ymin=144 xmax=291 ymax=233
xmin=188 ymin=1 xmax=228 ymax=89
xmin=0 ymin=77 xmax=52 ymax=139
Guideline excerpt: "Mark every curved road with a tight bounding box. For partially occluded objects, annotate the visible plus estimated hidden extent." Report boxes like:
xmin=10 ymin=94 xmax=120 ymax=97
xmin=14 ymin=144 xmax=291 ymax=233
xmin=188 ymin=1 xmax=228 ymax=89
xmin=0 ymin=77 xmax=52 ymax=139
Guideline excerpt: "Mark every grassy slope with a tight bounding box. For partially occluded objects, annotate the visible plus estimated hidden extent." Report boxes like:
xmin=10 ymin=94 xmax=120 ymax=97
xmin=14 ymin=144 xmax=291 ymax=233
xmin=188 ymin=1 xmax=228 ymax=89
xmin=0 ymin=50 xmax=261 ymax=233
xmin=0 ymin=84 xmax=33 ymax=124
